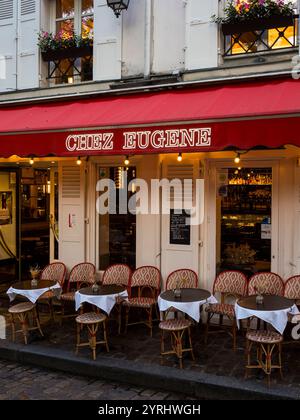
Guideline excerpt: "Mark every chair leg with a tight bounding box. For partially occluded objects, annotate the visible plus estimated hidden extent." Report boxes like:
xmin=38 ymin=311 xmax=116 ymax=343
xmin=205 ymin=314 xmax=211 ymax=345
xmin=103 ymin=320 xmax=110 ymax=353
xmin=18 ymin=312 xmax=28 ymax=345
xmin=188 ymin=327 xmax=195 ymax=361
xmin=149 ymin=308 xmax=153 ymax=337
xmin=33 ymin=307 xmax=44 ymax=337
xmin=76 ymin=323 xmax=81 ymax=355
xmin=10 ymin=314 xmax=16 ymax=342
xmin=124 ymin=306 xmax=129 ymax=334
xmin=232 ymin=321 xmax=237 ymax=352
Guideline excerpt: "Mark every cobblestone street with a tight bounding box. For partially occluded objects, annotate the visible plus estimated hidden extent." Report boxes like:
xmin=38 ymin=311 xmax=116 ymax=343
xmin=0 ymin=360 xmax=193 ymax=400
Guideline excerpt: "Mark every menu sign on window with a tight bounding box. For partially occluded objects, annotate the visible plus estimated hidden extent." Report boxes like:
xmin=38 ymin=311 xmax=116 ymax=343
xmin=170 ymin=210 xmax=191 ymax=245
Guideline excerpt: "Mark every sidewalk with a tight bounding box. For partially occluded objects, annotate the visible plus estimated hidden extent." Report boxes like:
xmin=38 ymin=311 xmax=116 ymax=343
xmin=0 ymin=299 xmax=300 ymax=400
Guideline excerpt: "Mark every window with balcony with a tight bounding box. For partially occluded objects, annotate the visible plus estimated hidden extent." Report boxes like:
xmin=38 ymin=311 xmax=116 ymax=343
xmin=221 ymin=0 xmax=298 ymax=56
xmin=43 ymin=0 xmax=94 ymax=84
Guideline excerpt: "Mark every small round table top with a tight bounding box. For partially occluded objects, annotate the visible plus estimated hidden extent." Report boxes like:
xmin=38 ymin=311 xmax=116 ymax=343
xmin=79 ymin=285 xmax=125 ymax=296
xmin=160 ymin=288 xmax=211 ymax=303
xmin=237 ymin=295 xmax=294 ymax=312
xmin=11 ymin=280 xmax=57 ymax=290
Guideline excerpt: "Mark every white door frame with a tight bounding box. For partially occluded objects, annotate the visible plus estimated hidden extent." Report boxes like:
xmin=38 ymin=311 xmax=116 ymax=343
xmin=204 ymin=159 xmax=280 ymax=289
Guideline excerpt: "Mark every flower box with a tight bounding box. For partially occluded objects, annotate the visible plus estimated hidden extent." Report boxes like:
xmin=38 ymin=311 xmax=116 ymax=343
xmin=222 ymin=15 xmax=294 ymax=35
xmin=41 ymin=45 xmax=93 ymax=61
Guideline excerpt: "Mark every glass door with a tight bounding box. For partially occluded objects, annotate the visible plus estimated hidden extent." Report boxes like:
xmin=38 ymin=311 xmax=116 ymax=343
xmin=0 ymin=169 xmax=20 ymax=286
xmin=216 ymin=167 xmax=272 ymax=277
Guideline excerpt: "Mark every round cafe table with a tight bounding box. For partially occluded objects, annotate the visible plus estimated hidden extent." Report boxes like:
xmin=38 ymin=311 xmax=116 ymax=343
xmin=75 ymin=285 xmax=128 ymax=315
xmin=158 ymin=288 xmax=217 ymax=323
xmin=235 ymin=295 xmax=299 ymax=334
xmin=7 ymin=280 xmax=61 ymax=304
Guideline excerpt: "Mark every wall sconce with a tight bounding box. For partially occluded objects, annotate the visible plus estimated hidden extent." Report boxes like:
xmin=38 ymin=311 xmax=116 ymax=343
xmin=76 ymin=157 xmax=82 ymax=166
xmin=107 ymin=0 xmax=130 ymax=18
xmin=234 ymin=153 xmax=241 ymax=164
xmin=124 ymin=155 xmax=130 ymax=166
xmin=29 ymin=157 xmax=34 ymax=165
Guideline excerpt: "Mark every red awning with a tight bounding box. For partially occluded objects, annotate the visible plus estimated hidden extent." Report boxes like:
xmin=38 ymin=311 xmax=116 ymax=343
xmin=0 ymin=77 xmax=300 ymax=157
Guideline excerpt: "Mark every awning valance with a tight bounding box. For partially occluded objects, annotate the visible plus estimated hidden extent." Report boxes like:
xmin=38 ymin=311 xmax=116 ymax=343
xmin=0 ymin=78 xmax=300 ymax=157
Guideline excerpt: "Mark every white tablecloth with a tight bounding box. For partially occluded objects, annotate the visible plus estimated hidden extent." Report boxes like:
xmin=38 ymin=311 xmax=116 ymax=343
xmin=235 ymin=302 xmax=300 ymax=334
xmin=158 ymin=294 xmax=217 ymax=323
xmin=75 ymin=290 xmax=128 ymax=315
xmin=7 ymin=283 xmax=61 ymax=304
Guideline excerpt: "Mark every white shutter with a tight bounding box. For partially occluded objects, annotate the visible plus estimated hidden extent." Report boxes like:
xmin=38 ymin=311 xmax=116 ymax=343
xmin=93 ymin=0 xmax=122 ymax=81
xmin=160 ymin=158 xmax=200 ymax=287
xmin=17 ymin=0 xmax=39 ymax=90
xmin=185 ymin=0 xmax=219 ymax=70
xmin=0 ymin=0 xmax=17 ymax=92
xmin=152 ymin=0 xmax=185 ymax=74
xmin=58 ymin=163 xmax=86 ymax=269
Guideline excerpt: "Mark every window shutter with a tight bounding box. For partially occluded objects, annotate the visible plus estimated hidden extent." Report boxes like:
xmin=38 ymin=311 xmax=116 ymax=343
xmin=93 ymin=0 xmax=122 ymax=81
xmin=0 ymin=0 xmax=17 ymax=92
xmin=17 ymin=0 xmax=39 ymax=90
xmin=58 ymin=163 xmax=86 ymax=268
xmin=152 ymin=0 xmax=185 ymax=73
xmin=185 ymin=0 xmax=219 ymax=70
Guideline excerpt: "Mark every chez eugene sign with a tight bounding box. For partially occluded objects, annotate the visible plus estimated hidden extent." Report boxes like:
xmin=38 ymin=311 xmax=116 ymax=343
xmin=65 ymin=126 xmax=212 ymax=155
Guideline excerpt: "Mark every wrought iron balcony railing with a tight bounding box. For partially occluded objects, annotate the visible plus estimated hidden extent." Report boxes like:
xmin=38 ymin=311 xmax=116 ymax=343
xmin=223 ymin=15 xmax=298 ymax=56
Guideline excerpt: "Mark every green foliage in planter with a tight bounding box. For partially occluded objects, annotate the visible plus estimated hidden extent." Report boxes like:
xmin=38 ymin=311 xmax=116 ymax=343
xmin=38 ymin=31 xmax=93 ymax=53
xmin=212 ymin=0 xmax=295 ymax=24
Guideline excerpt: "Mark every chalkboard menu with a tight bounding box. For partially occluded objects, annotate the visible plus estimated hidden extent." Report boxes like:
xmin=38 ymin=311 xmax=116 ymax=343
xmin=170 ymin=209 xmax=191 ymax=245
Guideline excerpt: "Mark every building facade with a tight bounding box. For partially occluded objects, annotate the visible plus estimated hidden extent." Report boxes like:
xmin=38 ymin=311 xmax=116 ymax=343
xmin=0 ymin=0 xmax=300 ymax=291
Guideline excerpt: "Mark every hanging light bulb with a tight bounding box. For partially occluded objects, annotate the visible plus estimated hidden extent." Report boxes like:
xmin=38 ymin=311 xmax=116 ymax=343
xmin=124 ymin=156 xmax=130 ymax=166
xmin=76 ymin=157 xmax=82 ymax=166
xmin=234 ymin=153 xmax=241 ymax=164
xmin=29 ymin=157 xmax=34 ymax=165
xmin=177 ymin=153 xmax=183 ymax=162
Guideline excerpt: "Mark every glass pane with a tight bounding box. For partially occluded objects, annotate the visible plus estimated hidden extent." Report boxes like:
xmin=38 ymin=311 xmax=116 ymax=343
xmin=268 ymin=26 xmax=295 ymax=49
xmin=81 ymin=56 xmax=93 ymax=81
xmin=82 ymin=0 xmax=93 ymax=15
xmin=230 ymin=32 xmax=265 ymax=55
xmin=56 ymin=0 xmax=75 ymax=19
xmin=216 ymin=168 xmax=272 ymax=277
xmin=82 ymin=16 xmax=94 ymax=38
xmin=0 ymin=172 xmax=18 ymax=285
xmin=56 ymin=19 xmax=74 ymax=36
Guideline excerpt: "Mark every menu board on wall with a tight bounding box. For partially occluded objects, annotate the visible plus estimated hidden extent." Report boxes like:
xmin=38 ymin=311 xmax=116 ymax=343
xmin=170 ymin=209 xmax=191 ymax=245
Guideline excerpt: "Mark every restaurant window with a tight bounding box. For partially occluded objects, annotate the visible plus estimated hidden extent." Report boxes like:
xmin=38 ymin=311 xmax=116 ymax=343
xmin=216 ymin=168 xmax=272 ymax=277
xmin=98 ymin=167 xmax=136 ymax=271
xmin=52 ymin=0 xmax=94 ymax=84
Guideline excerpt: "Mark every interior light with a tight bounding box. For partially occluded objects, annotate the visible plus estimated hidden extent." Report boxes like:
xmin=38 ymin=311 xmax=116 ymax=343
xmin=177 ymin=153 xmax=183 ymax=162
xmin=29 ymin=157 xmax=34 ymax=165
xmin=76 ymin=157 xmax=82 ymax=166
xmin=124 ymin=156 xmax=130 ymax=166
xmin=234 ymin=153 xmax=241 ymax=164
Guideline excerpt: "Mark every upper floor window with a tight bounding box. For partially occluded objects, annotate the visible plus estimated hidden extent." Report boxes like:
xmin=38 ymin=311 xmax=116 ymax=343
xmin=55 ymin=0 xmax=94 ymax=39
xmin=44 ymin=0 xmax=94 ymax=85
xmin=221 ymin=0 xmax=298 ymax=56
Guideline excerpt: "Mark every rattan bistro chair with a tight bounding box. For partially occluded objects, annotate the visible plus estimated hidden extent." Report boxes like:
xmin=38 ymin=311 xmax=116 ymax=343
xmin=166 ymin=269 xmax=198 ymax=291
xmin=248 ymin=272 xmax=284 ymax=296
xmin=9 ymin=302 xmax=44 ymax=344
xmin=245 ymin=330 xmax=283 ymax=386
xmin=102 ymin=264 xmax=132 ymax=334
xmin=205 ymin=271 xmax=248 ymax=351
xmin=38 ymin=262 xmax=67 ymax=320
xmin=60 ymin=263 xmax=95 ymax=322
xmin=122 ymin=266 xmax=161 ymax=336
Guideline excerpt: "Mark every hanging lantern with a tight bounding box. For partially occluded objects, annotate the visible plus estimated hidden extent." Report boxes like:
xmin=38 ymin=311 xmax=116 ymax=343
xmin=107 ymin=0 xmax=130 ymax=18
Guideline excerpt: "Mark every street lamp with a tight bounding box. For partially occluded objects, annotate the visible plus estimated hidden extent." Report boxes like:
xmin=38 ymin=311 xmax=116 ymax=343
xmin=107 ymin=0 xmax=130 ymax=18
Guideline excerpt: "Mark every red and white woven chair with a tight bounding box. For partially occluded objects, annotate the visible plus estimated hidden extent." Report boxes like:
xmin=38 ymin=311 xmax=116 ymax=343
xmin=166 ymin=269 xmax=198 ymax=290
xmin=60 ymin=262 xmax=95 ymax=322
xmin=248 ymin=272 xmax=284 ymax=296
xmin=284 ymin=275 xmax=300 ymax=325
xmin=38 ymin=262 xmax=67 ymax=320
xmin=205 ymin=270 xmax=248 ymax=351
xmin=102 ymin=264 xmax=132 ymax=333
xmin=122 ymin=266 xmax=161 ymax=336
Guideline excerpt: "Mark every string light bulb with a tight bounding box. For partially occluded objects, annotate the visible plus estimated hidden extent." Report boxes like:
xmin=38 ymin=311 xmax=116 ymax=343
xmin=29 ymin=157 xmax=34 ymax=165
xmin=76 ymin=157 xmax=82 ymax=166
xmin=234 ymin=153 xmax=241 ymax=164
xmin=124 ymin=156 xmax=130 ymax=166
xmin=177 ymin=153 xmax=183 ymax=162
